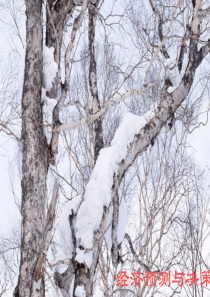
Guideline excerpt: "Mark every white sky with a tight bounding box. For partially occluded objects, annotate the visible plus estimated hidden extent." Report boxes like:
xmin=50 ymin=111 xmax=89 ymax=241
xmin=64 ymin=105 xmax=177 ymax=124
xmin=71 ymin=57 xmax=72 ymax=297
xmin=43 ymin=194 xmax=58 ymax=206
xmin=188 ymin=112 xmax=210 ymax=185
xmin=0 ymin=135 xmax=20 ymax=226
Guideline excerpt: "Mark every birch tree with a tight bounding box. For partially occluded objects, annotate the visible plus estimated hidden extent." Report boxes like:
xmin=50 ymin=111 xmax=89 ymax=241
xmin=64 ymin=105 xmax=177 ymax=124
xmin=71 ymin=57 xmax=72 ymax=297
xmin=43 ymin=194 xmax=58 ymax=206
xmin=0 ymin=0 xmax=209 ymax=296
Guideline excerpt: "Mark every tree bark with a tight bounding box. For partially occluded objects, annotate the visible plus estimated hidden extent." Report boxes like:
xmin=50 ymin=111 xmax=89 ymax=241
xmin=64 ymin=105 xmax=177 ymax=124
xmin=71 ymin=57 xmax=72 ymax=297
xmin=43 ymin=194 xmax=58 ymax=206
xmin=88 ymin=1 xmax=104 ymax=163
xmin=111 ymin=192 xmax=119 ymax=268
xmin=16 ymin=1 xmax=48 ymax=296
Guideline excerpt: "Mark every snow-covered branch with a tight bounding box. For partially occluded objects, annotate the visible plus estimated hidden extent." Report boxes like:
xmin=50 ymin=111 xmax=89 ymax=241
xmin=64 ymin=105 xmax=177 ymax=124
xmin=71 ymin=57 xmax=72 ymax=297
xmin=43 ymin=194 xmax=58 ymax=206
xmin=74 ymin=108 xmax=155 ymax=267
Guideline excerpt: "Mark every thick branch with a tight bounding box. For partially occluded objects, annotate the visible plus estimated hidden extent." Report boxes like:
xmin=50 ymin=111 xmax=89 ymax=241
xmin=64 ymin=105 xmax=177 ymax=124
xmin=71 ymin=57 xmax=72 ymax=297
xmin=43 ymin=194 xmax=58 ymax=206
xmin=113 ymin=37 xmax=209 ymax=204
xmin=88 ymin=1 xmax=104 ymax=163
xmin=50 ymin=0 xmax=90 ymax=164
xmin=192 ymin=0 xmax=202 ymax=35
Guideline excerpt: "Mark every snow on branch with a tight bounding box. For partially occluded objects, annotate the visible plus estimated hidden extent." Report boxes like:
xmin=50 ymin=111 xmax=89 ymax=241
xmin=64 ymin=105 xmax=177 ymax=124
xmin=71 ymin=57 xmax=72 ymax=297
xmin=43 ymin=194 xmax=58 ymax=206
xmin=43 ymin=92 xmax=57 ymax=145
xmin=43 ymin=45 xmax=58 ymax=92
xmin=75 ymin=285 xmax=86 ymax=297
xmin=74 ymin=107 xmax=156 ymax=267
xmin=42 ymin=45 xmax=58 ymax=145
xmin=58 ymin=195 xmax=82 ymax=259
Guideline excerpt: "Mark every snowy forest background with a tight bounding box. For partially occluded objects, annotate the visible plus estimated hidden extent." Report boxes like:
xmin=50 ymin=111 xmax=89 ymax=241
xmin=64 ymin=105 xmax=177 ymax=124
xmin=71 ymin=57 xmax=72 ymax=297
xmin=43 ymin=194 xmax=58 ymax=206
xmin=1 ymin=0 xmax=210 ymax=296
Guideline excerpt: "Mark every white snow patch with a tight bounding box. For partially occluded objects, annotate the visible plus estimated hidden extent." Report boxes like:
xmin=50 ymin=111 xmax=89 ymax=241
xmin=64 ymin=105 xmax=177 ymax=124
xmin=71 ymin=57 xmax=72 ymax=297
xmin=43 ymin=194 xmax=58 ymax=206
xmin=75 ymin=107 xmax=155 ymax=267
xmin=42 ymin=92 xmax=57 ymax=145
xmin=117 ymin=196 xmax=127 ymax=243
xmin=75 ymin=285 xmax=86 ymax=297
xmin=167 ymin=85 xmax=178 ymax=93
xmin=180 ymin=51 xmax=188 ymax=79
xmin=42 ymin=45 xmax=58 ymax=144
xmin=75 ymin=248 xmax=93 ymax=269
xmin=59 ymin=196 xmax=81 ymax=258
xmin=55 ymin=263 xmax=68 ymax=274
xmin=43 ymin=45 xmax=58 ymax=92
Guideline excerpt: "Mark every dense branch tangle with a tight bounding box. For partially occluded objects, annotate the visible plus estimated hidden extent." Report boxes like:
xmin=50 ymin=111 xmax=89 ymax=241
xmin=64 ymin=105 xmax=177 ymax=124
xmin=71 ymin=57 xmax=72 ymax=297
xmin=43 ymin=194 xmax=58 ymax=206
xmin=55 ymin=1 xmax=210 ymax=297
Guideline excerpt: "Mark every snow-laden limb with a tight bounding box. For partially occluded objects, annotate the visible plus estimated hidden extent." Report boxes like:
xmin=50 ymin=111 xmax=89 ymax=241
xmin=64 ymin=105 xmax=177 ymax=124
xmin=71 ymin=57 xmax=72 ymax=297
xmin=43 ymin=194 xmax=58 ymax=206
xmin=58 ymin=195 xmax=81 ymax=259
xmin=75 ymin=107 xmax=155 ymax=267
xmin=43 ymin=45 xmax=58 ymax=92
xmin=75 ymin=285 xmax=86 ymax=297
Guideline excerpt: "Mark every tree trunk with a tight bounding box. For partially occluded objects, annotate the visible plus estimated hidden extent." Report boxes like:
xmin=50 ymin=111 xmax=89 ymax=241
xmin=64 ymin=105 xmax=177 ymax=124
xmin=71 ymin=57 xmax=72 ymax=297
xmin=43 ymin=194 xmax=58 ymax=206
xmin=16 ymin=1 xmax=49 ymax=296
